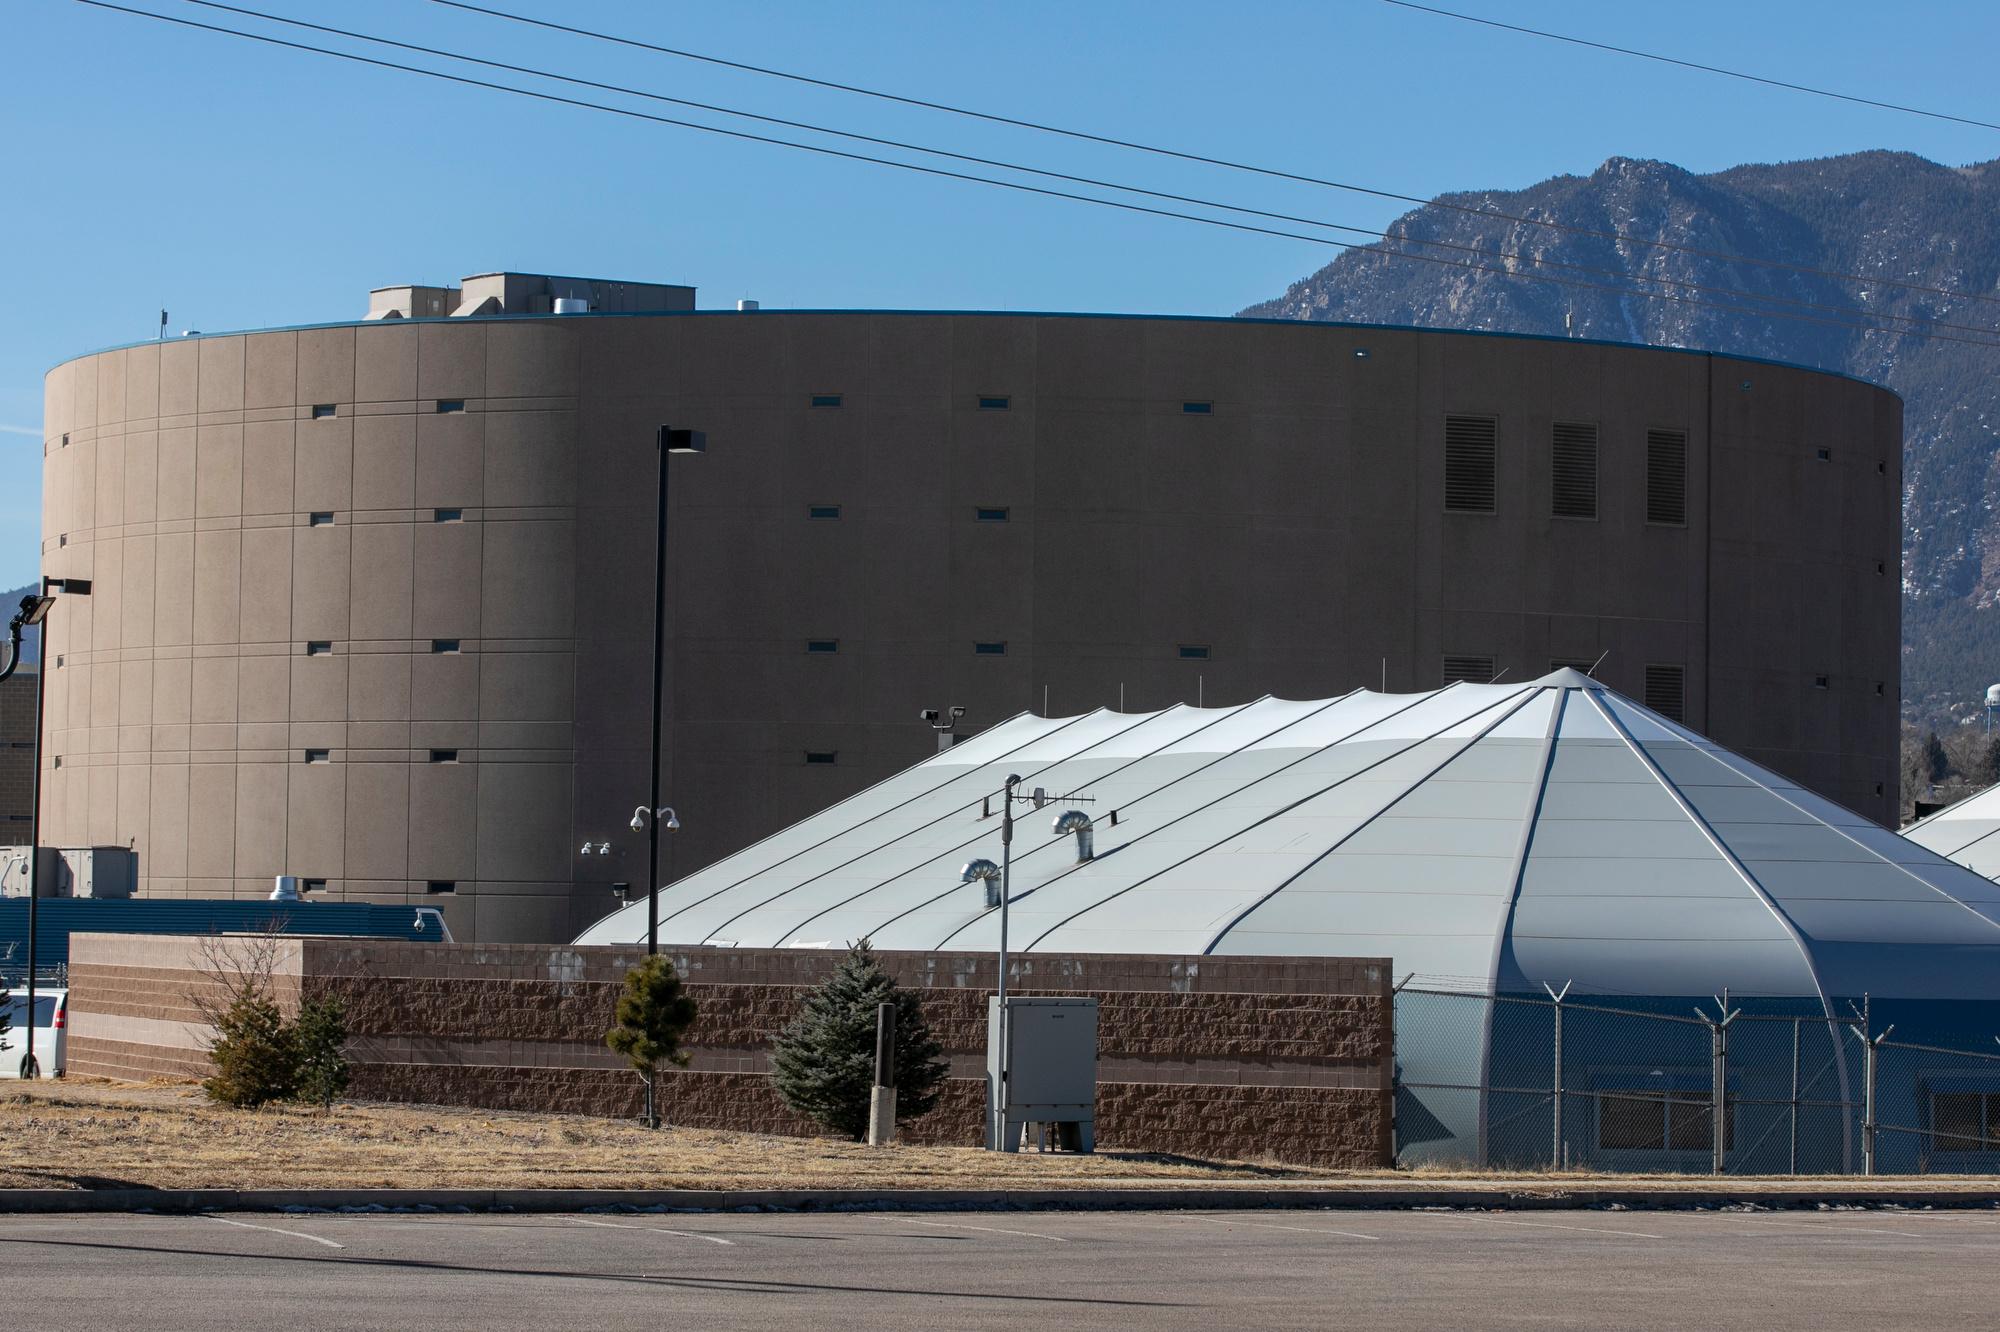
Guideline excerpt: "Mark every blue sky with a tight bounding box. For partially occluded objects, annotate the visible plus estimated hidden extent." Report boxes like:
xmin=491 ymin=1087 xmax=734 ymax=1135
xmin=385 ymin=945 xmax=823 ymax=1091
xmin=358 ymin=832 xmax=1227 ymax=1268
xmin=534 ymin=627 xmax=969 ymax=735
xmin=5 ymin=0 xmax=1998 ymax=585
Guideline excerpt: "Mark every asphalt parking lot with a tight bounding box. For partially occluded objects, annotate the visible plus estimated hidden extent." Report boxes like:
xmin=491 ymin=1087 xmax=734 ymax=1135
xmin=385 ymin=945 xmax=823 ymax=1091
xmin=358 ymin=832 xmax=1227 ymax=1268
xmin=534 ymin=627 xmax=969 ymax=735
xmin=3 ymin=1206 xmax=1997 ymax=1330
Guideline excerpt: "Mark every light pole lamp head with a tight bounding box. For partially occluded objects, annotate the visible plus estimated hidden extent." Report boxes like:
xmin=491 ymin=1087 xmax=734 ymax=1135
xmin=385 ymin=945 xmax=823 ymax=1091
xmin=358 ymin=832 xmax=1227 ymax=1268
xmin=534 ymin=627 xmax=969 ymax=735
xmin=611 ymin=881 xmax=631 ymax=902
xmin=18 ymin=595 xmax=54 ymax=628
xmin=658 ymin=426 xmax=707 ymax=454
xmin=661 ymin=807 xmax=681 ymax=831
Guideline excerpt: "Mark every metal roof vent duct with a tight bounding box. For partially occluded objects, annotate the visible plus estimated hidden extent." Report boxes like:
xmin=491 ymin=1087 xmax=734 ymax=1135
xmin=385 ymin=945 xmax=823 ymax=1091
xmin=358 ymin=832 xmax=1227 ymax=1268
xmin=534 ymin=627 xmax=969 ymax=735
xmin=961 ymin=857 xmax=1002 ymax=908
xmin=552 ymin=297 xmax=591 ymax=314
xmin=1053 ymin=810 xmax=1095 ymax=862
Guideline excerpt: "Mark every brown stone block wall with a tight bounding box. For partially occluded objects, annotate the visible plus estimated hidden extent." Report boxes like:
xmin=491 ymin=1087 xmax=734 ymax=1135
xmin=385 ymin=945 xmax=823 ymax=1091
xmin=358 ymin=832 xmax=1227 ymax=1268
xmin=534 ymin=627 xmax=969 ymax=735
xmin=65 ymin=936 xmax=1392 ymax=1167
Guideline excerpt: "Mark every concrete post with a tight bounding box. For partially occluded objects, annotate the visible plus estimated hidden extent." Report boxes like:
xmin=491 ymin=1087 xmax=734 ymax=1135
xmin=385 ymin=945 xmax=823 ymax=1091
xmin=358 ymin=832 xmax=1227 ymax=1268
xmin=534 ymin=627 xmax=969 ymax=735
xmin=867 ymin=1002 xmax=898 ymax=1147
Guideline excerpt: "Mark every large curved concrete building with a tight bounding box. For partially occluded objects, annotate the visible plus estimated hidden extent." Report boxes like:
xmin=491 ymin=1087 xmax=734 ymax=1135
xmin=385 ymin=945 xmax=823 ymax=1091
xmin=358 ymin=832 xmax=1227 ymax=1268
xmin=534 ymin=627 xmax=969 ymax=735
xmin=36 ymin=273 xmax=1902 ymax=940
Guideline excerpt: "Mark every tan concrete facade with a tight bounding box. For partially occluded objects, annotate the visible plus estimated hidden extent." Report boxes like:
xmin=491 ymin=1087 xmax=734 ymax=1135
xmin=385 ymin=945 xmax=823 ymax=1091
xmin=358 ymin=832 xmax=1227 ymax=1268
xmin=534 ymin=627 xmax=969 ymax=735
xmin=65 ymin=934 xmax=1394 ymax=1166
xmin=37 ymin=312 xmax=1902 ymax=940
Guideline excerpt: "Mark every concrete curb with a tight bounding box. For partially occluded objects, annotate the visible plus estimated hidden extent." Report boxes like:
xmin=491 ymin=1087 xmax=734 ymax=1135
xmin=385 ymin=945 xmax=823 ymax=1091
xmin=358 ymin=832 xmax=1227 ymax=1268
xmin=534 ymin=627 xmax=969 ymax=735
xmin=2 ymin=1185 xmax=1998 ymax=1214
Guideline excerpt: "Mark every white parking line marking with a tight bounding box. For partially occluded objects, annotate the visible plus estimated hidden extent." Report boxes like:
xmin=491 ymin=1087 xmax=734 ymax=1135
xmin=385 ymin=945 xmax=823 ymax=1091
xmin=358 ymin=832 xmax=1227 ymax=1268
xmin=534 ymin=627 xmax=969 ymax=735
xmin=1422 ymin=1212 xmax=1663 ymax=1240
xmin=565 ymin=1217 xmax=735 ymax=1247
xmin=1718 ymin=1217 xmax=1931 ymax=1239
xmin=880 ymin=1218 xmax=1070 ymax=1242
xmin=1182 ymin=1214 xmax=1380 ymax=1242
xmin=201 ymin=1216 xmax=344 ymax=1249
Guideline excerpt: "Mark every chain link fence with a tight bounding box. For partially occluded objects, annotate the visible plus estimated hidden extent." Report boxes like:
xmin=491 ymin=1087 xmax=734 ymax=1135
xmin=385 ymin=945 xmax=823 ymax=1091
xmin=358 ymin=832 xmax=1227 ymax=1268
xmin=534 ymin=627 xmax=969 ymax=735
xmin=1394 ymin=984 xmax=2000 ymax=1175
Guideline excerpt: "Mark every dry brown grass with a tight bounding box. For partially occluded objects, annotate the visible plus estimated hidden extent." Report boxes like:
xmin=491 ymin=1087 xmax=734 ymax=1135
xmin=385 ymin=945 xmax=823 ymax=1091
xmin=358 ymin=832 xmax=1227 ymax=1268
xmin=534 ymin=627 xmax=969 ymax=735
xmin=0 ymin=1079 xmax=1342 ymax=1191
xmin=6 ymin=1080 xmax=1998 ymax=1194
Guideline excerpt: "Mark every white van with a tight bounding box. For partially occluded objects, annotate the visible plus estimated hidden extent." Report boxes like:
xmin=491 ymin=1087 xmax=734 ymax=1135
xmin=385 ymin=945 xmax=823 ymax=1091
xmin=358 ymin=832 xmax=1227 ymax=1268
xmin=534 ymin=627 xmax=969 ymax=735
xmin=0 ymin=988 xmax=67 ymax=1079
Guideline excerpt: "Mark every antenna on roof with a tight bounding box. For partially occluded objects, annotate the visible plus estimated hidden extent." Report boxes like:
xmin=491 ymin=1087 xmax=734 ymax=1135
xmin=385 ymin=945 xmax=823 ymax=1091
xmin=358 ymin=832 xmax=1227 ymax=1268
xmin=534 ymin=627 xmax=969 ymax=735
xmin=1381 ymin=657 xmax=1387 ymax=692
xmin=1488 ymin=666 xmax=1509 ymax=684
xmin=1587 ymin=649 xmax=1610 ymax=679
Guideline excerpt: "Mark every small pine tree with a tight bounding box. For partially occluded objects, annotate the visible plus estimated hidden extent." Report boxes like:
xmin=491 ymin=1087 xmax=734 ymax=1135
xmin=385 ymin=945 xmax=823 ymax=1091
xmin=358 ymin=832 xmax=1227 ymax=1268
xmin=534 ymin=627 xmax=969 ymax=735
xmin=291 ymin=995 xmax=350 ymax=1110
xmin=770 ymin=939 xmax=948 ymax=1141
xmin=606 ymin=956 xmax=698 ymax=1129
xmin=202 ymin=989 xmax=297 ymax=1108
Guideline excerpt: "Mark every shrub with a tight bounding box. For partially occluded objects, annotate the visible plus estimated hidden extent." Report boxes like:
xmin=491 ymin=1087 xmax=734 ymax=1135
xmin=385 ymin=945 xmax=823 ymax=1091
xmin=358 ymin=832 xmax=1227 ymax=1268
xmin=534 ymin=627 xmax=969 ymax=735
xmin=770 ymin=939 xmax=947 ymax=1141
xmin=202 ymin=988 xmax=297 ymax=1108
xmin=292 ymin=996 xmax=350 ymax=1109
xmin=606 ymin=956 xmax=698 ymax=1129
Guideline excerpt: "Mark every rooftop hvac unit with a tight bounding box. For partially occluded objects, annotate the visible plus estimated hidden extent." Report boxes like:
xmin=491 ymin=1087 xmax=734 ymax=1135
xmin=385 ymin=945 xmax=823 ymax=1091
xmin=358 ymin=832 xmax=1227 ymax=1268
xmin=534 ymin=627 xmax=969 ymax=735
xmin=987 ymin=995 xmax=1097 ymax=1153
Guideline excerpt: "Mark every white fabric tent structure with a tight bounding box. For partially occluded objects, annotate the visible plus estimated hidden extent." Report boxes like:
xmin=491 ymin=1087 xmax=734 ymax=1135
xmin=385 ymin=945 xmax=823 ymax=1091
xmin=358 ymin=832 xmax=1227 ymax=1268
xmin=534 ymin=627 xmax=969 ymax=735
xmin=1904 ymin=783 xmax=2000 ymax=883
xmin=579 ymin=670 xmax=2000 ymax=1007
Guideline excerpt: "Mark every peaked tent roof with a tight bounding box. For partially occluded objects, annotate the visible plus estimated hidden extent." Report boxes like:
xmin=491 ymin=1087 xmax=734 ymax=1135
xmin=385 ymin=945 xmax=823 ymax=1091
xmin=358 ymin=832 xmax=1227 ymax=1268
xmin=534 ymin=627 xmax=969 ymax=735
xmin=577 ymin=671 xmax=2000 ymax=1000
xmin=1903 ymin=785 xmax=2000 ymax=881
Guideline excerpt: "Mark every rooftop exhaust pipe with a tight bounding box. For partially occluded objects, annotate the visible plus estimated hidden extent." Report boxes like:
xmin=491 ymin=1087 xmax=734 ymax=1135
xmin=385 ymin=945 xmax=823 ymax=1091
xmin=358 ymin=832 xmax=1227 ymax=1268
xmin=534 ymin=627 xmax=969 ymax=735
xmin=961 ymin=858 xmax=1002 ymax=908
xmin=1053 ymin=810 xmax=1095 ymax=862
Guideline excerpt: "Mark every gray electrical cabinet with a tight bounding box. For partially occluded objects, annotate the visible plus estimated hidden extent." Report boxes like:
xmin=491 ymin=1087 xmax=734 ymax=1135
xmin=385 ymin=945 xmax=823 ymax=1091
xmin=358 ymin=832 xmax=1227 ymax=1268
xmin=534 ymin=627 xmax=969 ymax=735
xmin=987 ymin=995 xmax=1097 ymax=1153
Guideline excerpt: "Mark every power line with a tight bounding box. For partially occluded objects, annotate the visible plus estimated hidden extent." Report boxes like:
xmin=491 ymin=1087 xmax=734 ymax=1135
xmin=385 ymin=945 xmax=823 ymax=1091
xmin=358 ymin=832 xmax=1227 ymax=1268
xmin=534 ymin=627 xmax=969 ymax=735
xmin=178 ymin=0 xmax=2000 ymax=344
xmin=1377 ymin=0 xmax=2000 ymax=134
xmin=428 ymin=0 xmax=2000 ymax=314
xmin=65 ymin=0 xmax=2000 ymax=353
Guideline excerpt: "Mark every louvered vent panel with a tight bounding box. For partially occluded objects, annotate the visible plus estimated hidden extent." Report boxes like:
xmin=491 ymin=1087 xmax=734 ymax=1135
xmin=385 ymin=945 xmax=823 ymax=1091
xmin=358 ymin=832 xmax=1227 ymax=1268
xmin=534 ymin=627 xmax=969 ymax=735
xmin=1647 ymin=429 xmax=1688 ymax=525
xmin=1444 ymin=415 xmax=1497 ymax=513
xmin=1442 ymin=654 xmax=1497 ymax=685
xmin=1643 ymin=664 xmax=1686 ymax=722
xmin=1551 ymin=422 xmax=1599 ymax=519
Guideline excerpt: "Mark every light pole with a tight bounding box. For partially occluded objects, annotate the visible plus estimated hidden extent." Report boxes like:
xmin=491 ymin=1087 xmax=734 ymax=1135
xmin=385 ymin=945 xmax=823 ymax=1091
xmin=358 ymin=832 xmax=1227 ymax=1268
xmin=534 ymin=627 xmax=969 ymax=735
xmin=629 ymin=805 xmax=680 ymax=954
xmin=10 ymin=577 xmax=88 ymax=1078
xmin=641 ymin=426 xmax=704 ymax=957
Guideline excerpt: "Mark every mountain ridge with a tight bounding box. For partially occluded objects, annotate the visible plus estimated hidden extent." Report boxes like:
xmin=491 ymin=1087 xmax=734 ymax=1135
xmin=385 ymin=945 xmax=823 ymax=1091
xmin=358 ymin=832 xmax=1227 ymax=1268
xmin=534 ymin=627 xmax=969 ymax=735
xmin=1242 ymin=149 xmax=2000 ymax=727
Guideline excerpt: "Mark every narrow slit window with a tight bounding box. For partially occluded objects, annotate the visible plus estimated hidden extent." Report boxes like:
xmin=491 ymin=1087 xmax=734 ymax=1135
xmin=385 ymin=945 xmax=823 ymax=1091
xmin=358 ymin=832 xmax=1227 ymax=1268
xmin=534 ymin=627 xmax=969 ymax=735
xmin=973 ymin=641 xmax=1008 ymax=656
xmin=810 ymin=393 xmax=843 ymax=409
xmin=435 ymin=399 xmax=466 ymax=414
xmin=808 ymin=504 xmax=842 ymax=520
xmin=305 ymin=641 xmax=332 ymax=656
xmin=302 ymin=878 xmax=327 ymax=893
xmin=309 ymin=512 xmax=334 ymax=527
xmin=311 ymin=404 xmax=336 ymax=420
xmin=431 ymin=639 xmax=461 ymax=654
xmin=1814 ymin=674 xmax=1831 ymax=690
xmin=978 ymin=395 xmax=1011 ymax=411
xmin=1647 ymin=429 xmax=1688 ymax=526
xmin=1815 ymin=447 xmax=1833 ymax=462
xmin=1441 ymin=654 xmax=1496 ymax=685
xmin=303 ymin=749 xmax=331 ymax=764
xmin=805 ymin=639 xmax=839 ymax=654
xmin=1643 ymin=664 xmax=1686 ymax=722
xmin=804 ymin=750 xmax=839 ymax=765
xmin=1181 ymin=400 xmax=1213 ymax=415
xmin=429 ymin=749 xmax=459 ymax=764
xmin=975 ymin=507 xmax=1010 ymax=522
xmin=1178 ymin=644 xmax=1210 ymax=660
xmin=426 ymin=881 xmax=457 ymax=895
xmin=1550 ymin=421 xmax=1599 ymax=520
xmin=433 ymin=508 xmax=463 ymax=523
xmin=1444 ymin=415 xmax=1498 ymax=513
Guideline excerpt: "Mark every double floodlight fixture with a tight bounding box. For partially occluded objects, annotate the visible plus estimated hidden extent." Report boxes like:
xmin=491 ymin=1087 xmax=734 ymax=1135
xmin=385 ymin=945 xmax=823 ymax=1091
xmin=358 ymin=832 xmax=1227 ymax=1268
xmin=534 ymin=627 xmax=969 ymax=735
xmin=631 ymin=805 xmax=681 ymax=834
xmin=920 ymin=706 xmax=967 ymax=725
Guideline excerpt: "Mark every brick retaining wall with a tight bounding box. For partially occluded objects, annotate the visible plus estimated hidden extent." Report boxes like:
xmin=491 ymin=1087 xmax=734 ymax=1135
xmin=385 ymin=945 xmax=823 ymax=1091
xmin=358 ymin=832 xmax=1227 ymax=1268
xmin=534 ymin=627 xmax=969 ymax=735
xmin=66 ymin=935 xmax=1393 ymax=1167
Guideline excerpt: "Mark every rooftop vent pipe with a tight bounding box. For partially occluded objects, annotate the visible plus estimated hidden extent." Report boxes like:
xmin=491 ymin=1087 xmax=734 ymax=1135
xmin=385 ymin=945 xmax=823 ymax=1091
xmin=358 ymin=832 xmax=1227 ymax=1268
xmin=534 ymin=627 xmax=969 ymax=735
xmin=553 ymin=297 xmax=590 ymax=314
xmin=961 ymin=857 xmax=1002 ymax=908
xmin=1053 ymin=810 xmax=1095 ymax=862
